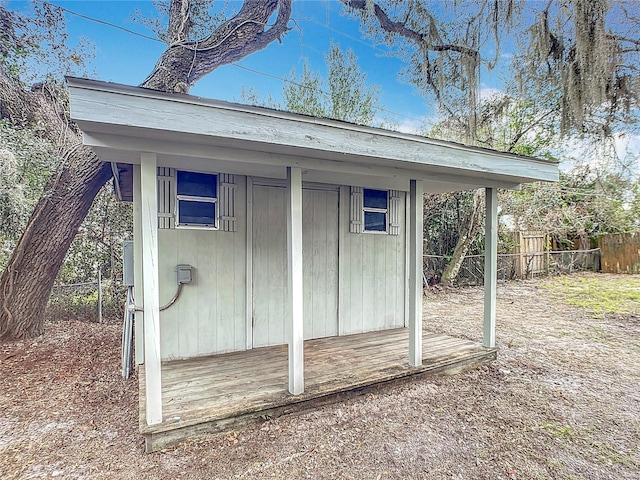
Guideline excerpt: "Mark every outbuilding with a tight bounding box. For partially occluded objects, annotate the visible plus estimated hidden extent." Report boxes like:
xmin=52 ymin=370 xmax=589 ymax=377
xmin=67 ymin=77 xmax=558 ymax=451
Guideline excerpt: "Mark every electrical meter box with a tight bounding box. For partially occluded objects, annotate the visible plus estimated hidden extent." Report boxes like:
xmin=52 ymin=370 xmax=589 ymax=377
xmin=177 ymin=264 xmax=193 ymax=284
xmin=122 ymin=241 xmax=134 ymax=287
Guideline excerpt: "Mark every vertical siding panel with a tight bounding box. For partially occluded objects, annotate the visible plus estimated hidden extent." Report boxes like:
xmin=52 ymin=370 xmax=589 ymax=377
xmin=273 ymin=187 xmax=287 ymax=345
xmin=338 ymin=186 xmax=350 ymax=335
xmin=253 ymin=185 xmax=287 ymax=348
xmin=384 ymin=235 xmax=395 ymax=329
xmin=399 ymin=193 xmax=407 ymax=327
xmin=245 ymin=177 xmax=254 ymax=349
xmin=252 ymin=186 xmax=269 ymax=347
xmin=373 ymin=235 xmax=386 ymax=329
xmin=302 ymin=190 xmax=314 ymax=340
xmin=233 ymin=176 xmax=247 ymax=351
xmin=314 ymin=191 xmax=327 ymax=337
xmin=351 ymin=232 xmax=364 ymax=333
xmin=216 ymin=227 xmax=236 ymax=352
xmin=158 ymin=229 xmax=179 ymax=359
xmin=196 ymin=230 xmax=215 ymax=354
xmin=177 ymin=230 xmax=199 ymax=358
xmin=326 ymin=191 xmax=339 ymax=337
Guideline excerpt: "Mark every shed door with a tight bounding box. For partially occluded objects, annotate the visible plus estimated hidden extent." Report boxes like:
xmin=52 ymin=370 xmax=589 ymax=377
xmin=252 ymin=184 xmax=339 ymax=348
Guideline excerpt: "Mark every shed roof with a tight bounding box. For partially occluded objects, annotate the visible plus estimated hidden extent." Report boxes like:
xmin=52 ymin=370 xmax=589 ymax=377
xmin=67 ymin=77 xmax=558 ymax=193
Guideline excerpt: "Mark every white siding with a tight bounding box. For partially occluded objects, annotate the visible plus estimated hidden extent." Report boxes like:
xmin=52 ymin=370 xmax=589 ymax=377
xmin=303 ymin=188 xmax=339 ymax=340
xmin=158 ymin=177 xmax=247 ymax=360
xmin=252 ymin=184 xmax=340 ymax=347
xmin=252 ymin=185 xmax=288 ymax=347
xmin=339 ymin=191 xmax=406 ymax=335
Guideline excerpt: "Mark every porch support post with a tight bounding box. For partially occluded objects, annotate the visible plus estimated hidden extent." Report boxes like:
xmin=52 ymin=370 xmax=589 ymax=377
xmin=132 ymin=165 xmax=144 ymax=365
xmin=409 ymin=179 xmax=423 ymax=367
xmin=483 ymin=187 xmax=498 ymax=348
xmin=286 ymin=166 xmax=304 ymax=395
xmin=140 ymin=152 xmax=163 ymax=424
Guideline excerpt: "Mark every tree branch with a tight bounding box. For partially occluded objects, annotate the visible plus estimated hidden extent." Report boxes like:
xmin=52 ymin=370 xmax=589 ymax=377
xmin=507 ymin=107 xmax=559 ymax=153
xmin=340 ymin=0 xmax=479 ymax=59
xmin=142 ymin=0 xmax=292 ymax=93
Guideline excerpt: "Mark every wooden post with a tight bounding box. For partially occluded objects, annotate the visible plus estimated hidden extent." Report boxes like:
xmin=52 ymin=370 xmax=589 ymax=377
xmin=97 ymin=269 xmax=102 ymax=323
xmin=483 ymin=187 xmax=497 ymax=348
xmin=140 ymin=152 xmax=163 ymax=425
xmin=409 ymin=179 xmax=423 ymax=366
xmin=286 ymin=166 xmax=304 ymax=394
xmin=245 ymin=177 xmax=254 ymax=350
xmin=132 ymin=165 xmax=144 ymax=365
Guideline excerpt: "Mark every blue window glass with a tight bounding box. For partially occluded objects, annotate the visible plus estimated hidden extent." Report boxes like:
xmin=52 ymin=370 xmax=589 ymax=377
xmin=176 ymin=170 xmax=218 ymax=227
xmin=364 ymin=211 xmax=387 ymax=231
xmin=364 ymin=189 xmax=388 ymax=209
xmin=178 ymin=200 xmax=216 ymax=226
xmin=177 ymin=171 xmax=217 ymax=198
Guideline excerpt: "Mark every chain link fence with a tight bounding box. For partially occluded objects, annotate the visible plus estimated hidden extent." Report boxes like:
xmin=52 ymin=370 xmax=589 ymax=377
xmin=47 ymin=276 xmax=126 ymax=322
xmin=424 ymin=248 xmax=601 ymax=286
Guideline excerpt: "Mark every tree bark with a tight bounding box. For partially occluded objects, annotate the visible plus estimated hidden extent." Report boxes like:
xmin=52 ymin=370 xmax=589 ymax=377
xmin=142 ymin=0 xmax=291 ymax=92
xmin=0 ymin=0 xmax=293 ymax=340
xmin=440 ymin=189 xmax=484 ymax=286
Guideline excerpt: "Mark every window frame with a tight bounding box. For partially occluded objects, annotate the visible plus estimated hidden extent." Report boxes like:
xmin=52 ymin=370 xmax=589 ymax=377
xmin=175 ymin=170 xmax=219 ymax=229
xmin=362 ymin=188 xmax=389 ymax=234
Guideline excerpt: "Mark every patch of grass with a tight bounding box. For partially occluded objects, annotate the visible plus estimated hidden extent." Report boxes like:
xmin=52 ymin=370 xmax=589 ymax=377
xmin=590 ymin=442 xmax=636 ymax=466
xmin=543 ymin=274 xmax=640 ymax=317
xmin=540 ymin=422 xmax=575 ymax=440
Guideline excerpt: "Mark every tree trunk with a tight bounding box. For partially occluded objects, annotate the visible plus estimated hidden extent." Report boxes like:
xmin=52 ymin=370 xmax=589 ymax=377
xmin=0 ymin=153 xmax=111 ymax=338
xmin=0 ymin=64 xmax=112 ymax=339
xmin=440 ymin=189 xmax=484 ymax=286
xmin=0 ymin=0 xmax=293 ymax=340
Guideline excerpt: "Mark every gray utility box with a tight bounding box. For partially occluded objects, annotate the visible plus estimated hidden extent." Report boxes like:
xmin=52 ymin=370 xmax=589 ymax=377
xmin=123 ymin=241 xmax=134 ymax=287
xmin=177 ymin=264 xmax=193 ymax=284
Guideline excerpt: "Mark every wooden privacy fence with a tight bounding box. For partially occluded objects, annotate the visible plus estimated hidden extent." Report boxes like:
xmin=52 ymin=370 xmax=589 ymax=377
xmin=513 ymin=231 xmax=546 ymax=277
xmin=599 ymin=232 xmax=640 ymax=274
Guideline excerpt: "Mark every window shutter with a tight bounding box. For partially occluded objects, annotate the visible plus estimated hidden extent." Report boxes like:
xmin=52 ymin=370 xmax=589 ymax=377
xmin=219 ymin=173 xmax=237 ymax=232
xmin=349 ymin=186 xmax=363 ymax=233
xmin=388 ymin=190 xmax=402 ymax=236
xmin=157 ymin=167 xmax=175 ymax=229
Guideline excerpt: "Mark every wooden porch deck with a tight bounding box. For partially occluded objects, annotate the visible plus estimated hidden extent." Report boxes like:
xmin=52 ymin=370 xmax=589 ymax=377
xmin=139 ymin=328 xmax=497 ymax=452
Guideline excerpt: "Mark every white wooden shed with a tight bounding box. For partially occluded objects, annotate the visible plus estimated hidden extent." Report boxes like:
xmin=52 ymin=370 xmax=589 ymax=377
xmin=67 ymin=78 xmax=558 ymax=451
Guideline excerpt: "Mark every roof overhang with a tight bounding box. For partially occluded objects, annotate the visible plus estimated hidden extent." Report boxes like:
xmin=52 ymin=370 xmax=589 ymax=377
xmin=66 ymin=77 xmax=558 ymax=193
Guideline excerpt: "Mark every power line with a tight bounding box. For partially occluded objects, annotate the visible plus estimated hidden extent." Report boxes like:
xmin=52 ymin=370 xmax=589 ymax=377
xmin=42 ymin=1 xmax=163 ymax=44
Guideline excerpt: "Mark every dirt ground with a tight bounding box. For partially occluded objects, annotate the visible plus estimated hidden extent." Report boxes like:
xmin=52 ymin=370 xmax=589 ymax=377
xmin=1 ymin=273 xmax=639 ymax=479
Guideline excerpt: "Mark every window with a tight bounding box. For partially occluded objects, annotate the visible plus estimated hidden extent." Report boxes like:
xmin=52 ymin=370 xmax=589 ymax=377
xmin=363 ymin=188 xmax=388 ymax=232
xmin=176 ymin=170 xmax=218 ymax=227
xmin=349 ymin=187 xmax=400 ymax=235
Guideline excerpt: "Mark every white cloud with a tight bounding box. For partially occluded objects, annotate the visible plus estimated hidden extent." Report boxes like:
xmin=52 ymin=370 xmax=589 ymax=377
xmin=478 ymin=86 xmax=504 ymax=101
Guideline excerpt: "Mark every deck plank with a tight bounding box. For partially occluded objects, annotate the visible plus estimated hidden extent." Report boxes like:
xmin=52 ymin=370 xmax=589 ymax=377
xmin=139 ymin=328 xmax=496 ymax=451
